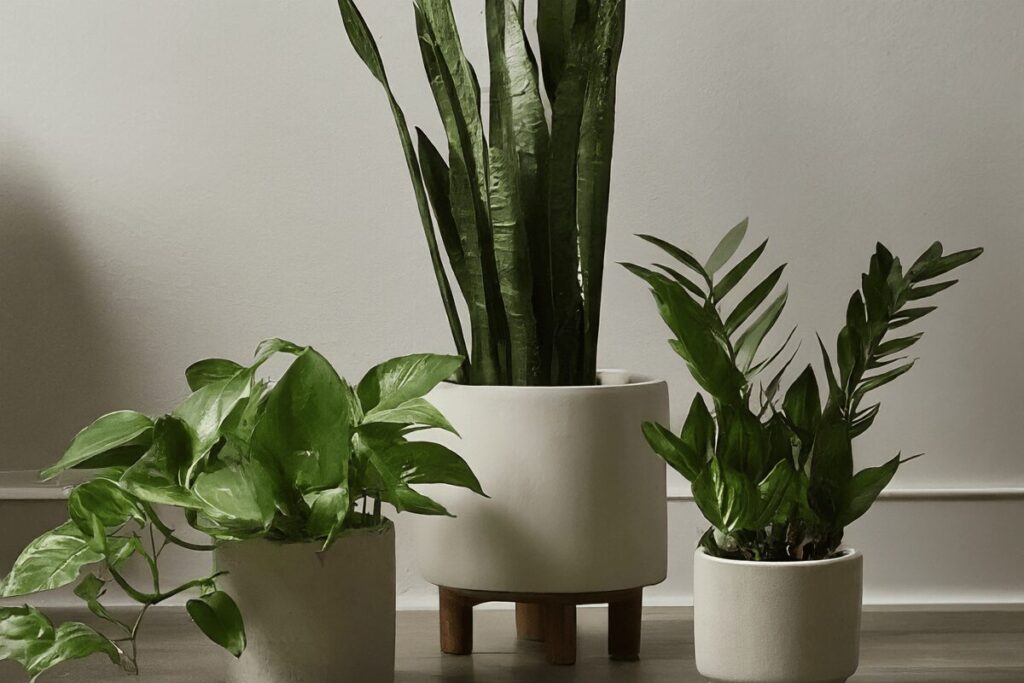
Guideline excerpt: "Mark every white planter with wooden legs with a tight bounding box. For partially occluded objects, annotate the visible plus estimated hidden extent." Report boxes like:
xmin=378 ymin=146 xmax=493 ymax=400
xmin=215 ymin=523 xmax=396 ymax=683
xmin=694 ymin=547 xmax=863 ymax=683
xmin=413 ymin=372 xmax=669 ymax=664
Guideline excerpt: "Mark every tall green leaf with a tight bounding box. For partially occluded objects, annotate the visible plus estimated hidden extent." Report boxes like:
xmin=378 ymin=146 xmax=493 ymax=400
xmin=337 ymin=0 xmax=468 ymax=365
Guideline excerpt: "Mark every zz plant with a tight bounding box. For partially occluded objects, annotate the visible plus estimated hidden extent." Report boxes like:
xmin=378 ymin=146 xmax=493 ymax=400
xmin=338 ymin=0 xmax=626 ymax=386
xmin=626 ymin=222 xmax=981 ymax=561
xmin=0 ymin=340 xmax=482 ymax=680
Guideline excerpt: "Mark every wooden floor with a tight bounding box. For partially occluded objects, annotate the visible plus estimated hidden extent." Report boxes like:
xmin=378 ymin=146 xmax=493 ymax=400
xmin=2 ymin=606 xmax=1021 ymax=682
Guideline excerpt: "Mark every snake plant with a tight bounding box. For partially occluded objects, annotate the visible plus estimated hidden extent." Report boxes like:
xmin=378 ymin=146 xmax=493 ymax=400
xmin=626 ymin=222 xmax=981 ymax=561
xmin=338 ymin=0 xmax=626 ymax=385
xmin=0 ymin=340 xmax=482 ymax=680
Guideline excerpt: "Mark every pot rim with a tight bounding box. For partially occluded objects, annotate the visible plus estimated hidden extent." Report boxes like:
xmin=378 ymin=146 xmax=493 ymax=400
xmin=695 ymin=546 xmax=861 ymax=567
xmin=438 ymin=369 xmax=664 ymax=392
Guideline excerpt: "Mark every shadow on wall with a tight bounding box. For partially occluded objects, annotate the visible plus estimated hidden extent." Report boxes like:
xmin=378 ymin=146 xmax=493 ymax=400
xmin=0 ymin=142 xmax=124 ymax=473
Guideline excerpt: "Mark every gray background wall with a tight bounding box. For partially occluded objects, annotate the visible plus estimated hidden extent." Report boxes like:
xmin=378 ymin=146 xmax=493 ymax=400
xmin=1 ymin=1 xmax=1022 ymax=607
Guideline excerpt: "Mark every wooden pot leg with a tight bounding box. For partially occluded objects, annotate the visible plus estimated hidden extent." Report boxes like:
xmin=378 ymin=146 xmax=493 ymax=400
xmin=607 ymin=588 xmax=643 ymax=661
xmin=542 ymin=603 xmax=577 ymax=665
xmin=516 ymin=602 xmax=545 ymax=641
xmin=439 ymin=588 xmax=474 ymax=655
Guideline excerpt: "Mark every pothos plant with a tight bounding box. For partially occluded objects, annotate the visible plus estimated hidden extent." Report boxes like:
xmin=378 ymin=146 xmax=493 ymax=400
xmin=0 ymin=340 xmax=482 ymax=681
xmin=625 ymin=222 xmax=981 ymax=561
xmin=339 ymin=0 xmax=626 ymax=385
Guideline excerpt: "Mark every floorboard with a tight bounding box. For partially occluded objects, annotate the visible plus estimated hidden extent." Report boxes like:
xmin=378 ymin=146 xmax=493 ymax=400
xmin=1 ymin=606 xmax=1020 ymax=682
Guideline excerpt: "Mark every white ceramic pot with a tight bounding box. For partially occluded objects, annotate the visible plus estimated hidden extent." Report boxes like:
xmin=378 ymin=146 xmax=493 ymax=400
xmin=414 ymin=371 xmax=668 ymax=593
xmin=694 ymin=547 xmax=863 ymax=683
xmin=215 ymin=523 xmax=396 ymax=683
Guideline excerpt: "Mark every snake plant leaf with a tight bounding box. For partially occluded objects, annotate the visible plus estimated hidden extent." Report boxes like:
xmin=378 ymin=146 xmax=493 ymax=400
xmin=537 ymin=0 xmax=578 ymax=102
xmin=705 ymin=218 xmax=749 ymax=275
xmin=67 ymin=479 xmax=144 ymax=535
xmin=185 ymin=359 xmax=245 ymax=392
xmin=734 ymin=288 xmax=788 ymax=372
xmin=0 ymin=607 xmax=122 ymax=680
xmin=712 ymin=239 xmax=768 ymax=302
xmin=337 ymin=0 xmax=469 ymax=366
xmin=546 ymin=4 xmax=594 ymax=384
xmin=0 ymin=522 xmax=131 ymax=598
xmin=723 ymin=264 xmax=786 ymax=336
xmin=641 ymin=421 xmax=703 ymax=482
xmin=636 ymin=234 xmax=711 ymax=286
xmin=380 ymin=441 xmax=485 ymax=496
xmin=751 ymin=459 xmax=798 ymax=529
xmin=577 ymin=0 xmax=626 ymax=380
xmin=251 ymin=349 xmax=350 ymax=495
xmin=488 ymin=144 xmax=541 ymax=384
xmin=417 ymin=129 xmax=469 ymax=296
xmin=839 ymin=453 xmax=901 ymax=526
xmin=692 ymin=459 xmax=759 ymax=533
xmin=41 ymin=411 xmax=154 ymax=481
xmin=186 ymin=591 xmax=246 ymax=658
xmin=357 ymin=354 xmax=464 ymax=413
xmin=120 ymin=416 xmax=198 ymax=509
xmin=361 ymin=397 xmax=458 ymax=435
xmin=416 ymin=4 xmax=506 ymax=383
xmin=651 ymin=278 xmax=745 ymax=403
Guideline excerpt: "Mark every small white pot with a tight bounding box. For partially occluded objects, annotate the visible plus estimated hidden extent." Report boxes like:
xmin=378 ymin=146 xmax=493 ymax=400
xmin=414 ymin=372 xmax=668 ymax=593
xmin=694 ymin=547 xmax=863 ymax=683
xmin=215 ymin=523 xmax=396 ymax=683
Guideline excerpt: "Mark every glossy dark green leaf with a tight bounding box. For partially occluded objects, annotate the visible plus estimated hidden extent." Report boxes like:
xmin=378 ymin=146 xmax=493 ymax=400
xmin=783 ymin=365 xmax=821 ymax=463
xmin=913 ymin=247 xmax=983 ymax=282
xmin=735 ymin=288 xmax=788 ymax=372
xmin=851 ymin=360 xmax=916 ymax=406
xmin=889 ymin=306 xmax=936 ymax=329
xmin=381 ymin=441 xmax=485 ymax=496
xmin=173 ymin=369 xmax=254 ymax=479
xmin=680 ymin=394 xmax=716 ymax=463
xmin=839 ymin=454 xmax=900 ymax=526
xmin=807 ymin=404 xmax=853 ymax=525
xmin=417 ymin=128 xmax=469 ymax=301
xmin=41 ymin=411 xmax=154 ymax=481
xmin=691 ymin=459 xmax=758 ymax=532
xmin=68 ymin=479 xmax=143 ymax=535
xmin=0 ymin=522 xmax=121 ymax=598
xmin=362 ymin=397 xmax=458 ymax=435
xmin=358 ymin=354 xmax=464 ymax=413
xmin=0 ymin=607 xmax=121 ymax=679
xmin=705 ymin=218 xmax=749 ymax=275
xmin=641 ymin=421 xmax=702 ymax=482
xmin=816 ymin=334 xmax=841 ymax=398
xmin=850 ymin=402 xmax=881 ymax=438
xmin=185 ymin=359 xmax=245 ymax=392
xmin=906 ymin=279 xmax=957 ymax=301
xmin=712 ymin=238 xmax=767 ymax=301
xmin=875 ymin=333 xmax=922 ymax=357
xmin=715 ymin=405 xmax=768 ymax=481
xmin=252 ymin=349 xmax=350 ymax=494
xmin=186 ymin=591 xmax=246 ymax=658
xmin=537 ymin=0 xmax=577 ymax=101
xmin=751 ymin=459 xmax=797 ymax=528
xmin=723 ymin=264 xmax=786 ymax=336
xmin=120 ymin=416 xmax=197 ymax=508
xmin=651 ymin=263 xmax=706 ymax=299
xmin=636 ymin=234 xmax=710 ymax=285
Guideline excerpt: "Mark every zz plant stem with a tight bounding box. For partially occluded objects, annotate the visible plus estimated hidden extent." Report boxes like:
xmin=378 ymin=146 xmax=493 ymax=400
xmin=339 ymin=0 xmax=626 ymax=386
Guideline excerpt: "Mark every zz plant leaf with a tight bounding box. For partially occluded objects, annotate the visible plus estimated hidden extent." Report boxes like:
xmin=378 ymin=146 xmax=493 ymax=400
xmin=628 ymin=221 xmax=981 ymax=561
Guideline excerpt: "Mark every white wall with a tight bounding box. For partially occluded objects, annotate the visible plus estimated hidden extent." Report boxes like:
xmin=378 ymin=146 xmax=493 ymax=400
xmin=2 ymin=1 xmax=1022 ymax=607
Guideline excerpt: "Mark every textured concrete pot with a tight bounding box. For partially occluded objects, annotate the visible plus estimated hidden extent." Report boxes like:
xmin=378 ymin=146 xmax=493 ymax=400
xmin=414 ymin=372 xmax=668 ymax=593
xmin=694 ymin=547 xmax=863 ymax=683
xmin=215 ymin=522 xmax=396 ymax=683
